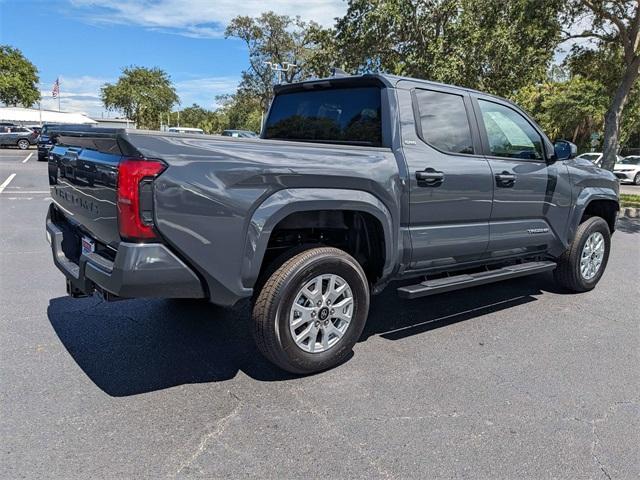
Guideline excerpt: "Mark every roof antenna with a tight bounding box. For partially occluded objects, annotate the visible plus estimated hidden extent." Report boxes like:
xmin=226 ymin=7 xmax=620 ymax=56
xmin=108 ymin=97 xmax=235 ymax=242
xmin=330 ymin=67 xmax=349 ymax=77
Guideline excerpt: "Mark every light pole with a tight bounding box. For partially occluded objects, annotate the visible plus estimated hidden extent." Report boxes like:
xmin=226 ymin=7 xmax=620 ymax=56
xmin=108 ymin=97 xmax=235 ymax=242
xmin=262 ymin=62 xmax=298 ymax=133
xmin=263 ymin=61 xmax=298 ymax=85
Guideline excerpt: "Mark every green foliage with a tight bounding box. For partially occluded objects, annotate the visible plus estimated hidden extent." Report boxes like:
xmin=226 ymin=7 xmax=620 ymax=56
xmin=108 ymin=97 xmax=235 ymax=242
xmin=0 ymin=45 xmax=40 ymax=107
xmin=167 ymin=104 xmax=221 ymax=134
xmin=565 ymin=43 xmax=640 ymax=149
xmin=215 ymin=92 xmax=263 ymax=133
xmin=225 ymin=12 xmax=324 ymax=110
xmin=323 ymin=0 xmax=564 ymax=97
xmin=512 ymin=76 xmax=609 ymax=149
xmin=101 ymin=66 xmax=179 ymax=129
xmin=515 ymin=40 xmax=640 ymax=153
xmin=620 ymin=194 xmax=640 ymax=208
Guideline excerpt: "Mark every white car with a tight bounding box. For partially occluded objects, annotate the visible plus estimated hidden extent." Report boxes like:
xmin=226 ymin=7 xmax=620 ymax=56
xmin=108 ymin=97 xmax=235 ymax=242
xmin=576 ymin=152 xmax=623 ymax=167
xmin=613 ymin=156 xmax=640 ymax=185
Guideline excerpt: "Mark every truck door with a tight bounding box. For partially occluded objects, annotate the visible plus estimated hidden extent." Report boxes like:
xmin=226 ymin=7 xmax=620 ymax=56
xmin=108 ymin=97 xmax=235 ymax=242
xmin=472 ymin=96 xmax=572 ymax=257
xmin=398 ymin=85 xmax=494 ymax=270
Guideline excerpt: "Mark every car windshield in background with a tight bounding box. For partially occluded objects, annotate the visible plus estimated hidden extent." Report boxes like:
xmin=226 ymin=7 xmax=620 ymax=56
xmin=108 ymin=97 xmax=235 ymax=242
xmin=580 ymin=154 xmax=600 ymax=161
xmin=264 ymin=86 xmax=382 ymax=146
xmin=620 ymin=157 xmax=640 ymax=164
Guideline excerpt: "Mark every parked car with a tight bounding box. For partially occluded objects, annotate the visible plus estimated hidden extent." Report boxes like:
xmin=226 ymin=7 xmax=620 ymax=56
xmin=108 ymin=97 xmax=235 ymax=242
xmin=46 ymin=73 xmax=619 ymax=374
xmin=0 ymin=125 xmax=38 ymax=149
xmin=576 ymin=152 xmax=623 ymax=167
xmin=167 ymin=127 xmax=204 ymax=134
xmin=222 ymin=129 xmax=258 ymax=138
xmin=613 ymin=156 xmax=640 ymax=184
xmin=38 ymin=124 xmax=93 ymax=161
xmin=26 ymin=125 xmax=42 ymax=136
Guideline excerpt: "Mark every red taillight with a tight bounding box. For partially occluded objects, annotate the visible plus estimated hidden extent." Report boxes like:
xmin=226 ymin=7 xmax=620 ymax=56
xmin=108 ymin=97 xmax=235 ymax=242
xmin=117 ymin=158 xmax=166 ymax=242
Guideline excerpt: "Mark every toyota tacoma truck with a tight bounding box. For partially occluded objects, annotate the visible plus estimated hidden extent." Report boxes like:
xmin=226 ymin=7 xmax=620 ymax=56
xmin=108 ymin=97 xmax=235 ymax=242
xmin=46 ymin=73 xmax=619 ymax=374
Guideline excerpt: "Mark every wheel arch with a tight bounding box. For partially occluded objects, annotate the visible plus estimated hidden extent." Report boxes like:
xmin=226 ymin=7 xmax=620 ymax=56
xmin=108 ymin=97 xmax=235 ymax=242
xmin=241 ymin=188 xmax=398 ymax=290
xmin=567 ymin=188 xmax=619 ymax=244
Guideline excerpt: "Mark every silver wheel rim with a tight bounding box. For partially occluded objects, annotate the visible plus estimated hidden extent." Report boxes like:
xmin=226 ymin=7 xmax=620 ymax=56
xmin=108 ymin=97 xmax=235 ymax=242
xmin=18 ymin=140 xmax=28 ymax=149
xmin=580 ymin=231 xmax=605 ymax=280
xmin=289 ymin=274 xmax=354 ymax=354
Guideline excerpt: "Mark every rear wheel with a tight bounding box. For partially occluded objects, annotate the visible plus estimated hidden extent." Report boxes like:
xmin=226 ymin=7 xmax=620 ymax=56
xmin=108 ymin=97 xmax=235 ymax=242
xmin=252 ymin=247 xmax=369 ymax=374
xmin=554 ymin=216 xmax=611 ymax=292
xmin=634 ymin=172 xmax=640 ymax=185
xmin=17 ymin=139 xmax=29 ymax=150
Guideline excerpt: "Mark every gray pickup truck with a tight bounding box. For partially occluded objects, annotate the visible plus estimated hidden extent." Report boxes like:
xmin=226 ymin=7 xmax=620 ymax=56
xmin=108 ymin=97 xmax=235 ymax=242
xmin=46 ymin=73 xmax=619 ymax=374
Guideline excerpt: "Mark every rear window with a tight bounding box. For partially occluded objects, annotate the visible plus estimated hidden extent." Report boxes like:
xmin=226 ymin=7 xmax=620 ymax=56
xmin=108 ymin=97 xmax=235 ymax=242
xmin=264 ymin=87 xmax=382 ymax=146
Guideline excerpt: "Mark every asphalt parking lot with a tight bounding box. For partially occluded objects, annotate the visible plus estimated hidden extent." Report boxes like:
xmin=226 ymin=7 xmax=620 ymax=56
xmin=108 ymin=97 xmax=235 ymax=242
xmin=0 ymin=148 xmax=638 ymax=479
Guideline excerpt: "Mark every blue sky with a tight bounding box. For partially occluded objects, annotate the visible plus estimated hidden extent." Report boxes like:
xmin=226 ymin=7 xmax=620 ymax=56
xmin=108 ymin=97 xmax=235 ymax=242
xmin=0 ymin=0 xmax=347 ymax=117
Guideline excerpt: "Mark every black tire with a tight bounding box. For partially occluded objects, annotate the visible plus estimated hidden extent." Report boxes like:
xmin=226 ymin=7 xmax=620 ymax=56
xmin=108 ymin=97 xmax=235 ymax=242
xmin=252 ymin=247 xmax=369 ymax=374
xmin=17 ymin=139 xmax=29 ymax=150
xmin=634 ymin=172 xmax=640 ymax=185
xmin=554 ymin=216 xmax=611 ymax=292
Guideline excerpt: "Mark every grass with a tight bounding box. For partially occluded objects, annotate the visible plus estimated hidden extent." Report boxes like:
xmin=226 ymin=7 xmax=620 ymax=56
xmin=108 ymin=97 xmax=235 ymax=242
xmin=620 ymin=193 xmax=640 ymax=208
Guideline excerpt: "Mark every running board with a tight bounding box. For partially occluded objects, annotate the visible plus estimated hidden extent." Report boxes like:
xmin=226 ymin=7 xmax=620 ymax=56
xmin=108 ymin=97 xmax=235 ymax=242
xmin=397 ymin=261 xmax=556 ymax=299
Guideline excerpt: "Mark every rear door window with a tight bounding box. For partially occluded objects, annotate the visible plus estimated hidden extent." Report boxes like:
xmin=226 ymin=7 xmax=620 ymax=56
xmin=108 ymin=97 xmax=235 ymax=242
xmin=264 ymin=86 xmax=382 ymax=146
xmin=414 ymin=89 xmax=474 ymax=154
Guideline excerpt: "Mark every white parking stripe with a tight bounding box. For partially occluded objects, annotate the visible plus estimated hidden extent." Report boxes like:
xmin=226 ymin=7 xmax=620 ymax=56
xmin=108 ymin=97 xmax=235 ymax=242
xmin=2 ymin=191 xmax=49 ymax=194
xmin=0 ymin=174 xmax=17 ymax=194
xmin=22 ymin=153 xmax=33 ymax=163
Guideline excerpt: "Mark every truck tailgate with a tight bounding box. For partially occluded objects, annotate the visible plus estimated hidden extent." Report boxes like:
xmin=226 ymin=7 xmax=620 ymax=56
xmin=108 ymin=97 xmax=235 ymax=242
xmin=48 ymin=133 xmax=122 ymax=248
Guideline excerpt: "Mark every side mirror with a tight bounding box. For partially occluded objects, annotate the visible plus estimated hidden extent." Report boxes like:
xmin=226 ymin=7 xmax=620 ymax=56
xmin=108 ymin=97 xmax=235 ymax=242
xmin=553 ymin=140 xmax=577 ymax=161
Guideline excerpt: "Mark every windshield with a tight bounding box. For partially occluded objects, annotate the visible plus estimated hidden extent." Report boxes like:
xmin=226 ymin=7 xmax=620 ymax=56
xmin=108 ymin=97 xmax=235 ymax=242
xmin=579 ymin=154 xmax=600 ymax=161
xmin=619 ymin=157 xmax=640 ymax=165
xmin=264 ymin=86 xmax=382 ymax=146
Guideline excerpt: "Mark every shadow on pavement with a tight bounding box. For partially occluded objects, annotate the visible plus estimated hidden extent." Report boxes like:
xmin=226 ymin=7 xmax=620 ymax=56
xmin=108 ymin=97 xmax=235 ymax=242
xmin=616 ymin=217 xmax=640 ymax=234
xmin=48 ymin=272 xmax=557 ymax=396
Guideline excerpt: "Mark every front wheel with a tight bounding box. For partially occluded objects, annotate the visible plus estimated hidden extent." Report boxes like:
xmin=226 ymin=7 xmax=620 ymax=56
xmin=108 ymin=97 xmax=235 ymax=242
xmin=17 ymin=139 xmax=30 ymax=150
xmin=634 ymin=172 xmax=640 ymax=185
xmin=252 ymin=247 xmax=370 ymax=374
xmin=554 ymin=216 xmax=611 ymax=292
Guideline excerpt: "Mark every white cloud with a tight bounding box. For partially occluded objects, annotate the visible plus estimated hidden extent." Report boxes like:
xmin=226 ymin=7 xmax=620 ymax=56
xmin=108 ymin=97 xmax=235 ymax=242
xmin=175 ymin=76 xmax=240 ymax=109
xmin=69 ymin=0 xmax=346 ymax=38
xmin=39 ymin=75 xmax=110 ymax=117
xmin=38 ymin=74 xmax=240 ymax=117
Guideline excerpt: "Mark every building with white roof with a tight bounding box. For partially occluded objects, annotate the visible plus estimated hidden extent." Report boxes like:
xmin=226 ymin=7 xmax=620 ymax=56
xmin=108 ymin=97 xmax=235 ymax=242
xmin=0 ymin=107 xmax=97 ymax=125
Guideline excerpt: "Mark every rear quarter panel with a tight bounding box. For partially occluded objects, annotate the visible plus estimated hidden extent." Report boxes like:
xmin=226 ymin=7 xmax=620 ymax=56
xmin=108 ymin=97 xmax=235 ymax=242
xmin=124 ymin=133 xmax=403 ymax=305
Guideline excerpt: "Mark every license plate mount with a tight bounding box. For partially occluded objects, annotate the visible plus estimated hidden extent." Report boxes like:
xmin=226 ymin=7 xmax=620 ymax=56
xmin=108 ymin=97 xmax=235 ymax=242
xmin=81 ymin=236 xmax=95 ymax=255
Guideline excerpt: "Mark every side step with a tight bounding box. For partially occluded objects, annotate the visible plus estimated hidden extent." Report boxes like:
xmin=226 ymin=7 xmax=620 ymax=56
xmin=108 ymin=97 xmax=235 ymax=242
xmin=397 ymin=261 xmax=556 ymax=299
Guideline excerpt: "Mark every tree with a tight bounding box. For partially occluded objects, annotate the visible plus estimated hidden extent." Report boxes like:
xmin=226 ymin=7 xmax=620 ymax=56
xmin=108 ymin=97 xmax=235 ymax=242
xmin=563 ymin=0 xmax=640 ymax=170
xmin=215 ymin=92 xmax=263 ymax=133
xmin=0 ymin=45 xmax=40 ymax=107
xmin=169 ymin=104 xmax=221 ymax=134
xmin=512 ymin=76 xmax=609 ymax=149
xmin=101 ymin=66 xmax=179 ymax=129
xmin=225 ymin=12 xmax=323 ymax=111
xmin=564 ymin=42 xmax=640 ymax=152
xmin=323 ymin=0 xmax=565 ymax=97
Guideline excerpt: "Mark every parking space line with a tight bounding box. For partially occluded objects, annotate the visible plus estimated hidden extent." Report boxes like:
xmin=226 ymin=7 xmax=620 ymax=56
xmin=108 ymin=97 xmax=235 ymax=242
xmin=22 ymin=153 xmax=33 ymax=163
xmin=2 ymin=191 xmax=49 ymax=194
xmin=0 ymin=173 xmax=17 ymax=194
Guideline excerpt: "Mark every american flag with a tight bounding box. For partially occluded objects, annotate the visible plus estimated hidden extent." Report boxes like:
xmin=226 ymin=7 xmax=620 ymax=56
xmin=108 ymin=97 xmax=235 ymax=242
xmin=52 ymin=78 xmax=60 ymax=98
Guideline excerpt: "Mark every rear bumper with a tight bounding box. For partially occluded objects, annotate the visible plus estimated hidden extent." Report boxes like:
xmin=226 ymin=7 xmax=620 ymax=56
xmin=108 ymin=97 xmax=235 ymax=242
xmin=46 ymin=204 xmax=205 ymax=300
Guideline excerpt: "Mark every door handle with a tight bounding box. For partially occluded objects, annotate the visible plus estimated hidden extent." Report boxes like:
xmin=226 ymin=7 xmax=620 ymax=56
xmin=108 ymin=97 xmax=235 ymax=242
xmin=495 ymin=171 xmax=516 ymax=187
xmin=415 ymin=168 xmax=445 ymax=186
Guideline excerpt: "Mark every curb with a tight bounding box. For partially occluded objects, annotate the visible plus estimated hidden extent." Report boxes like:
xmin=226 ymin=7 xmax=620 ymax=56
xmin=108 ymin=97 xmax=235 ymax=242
xmin=621 ymin=207 xmax=640 ymax=218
